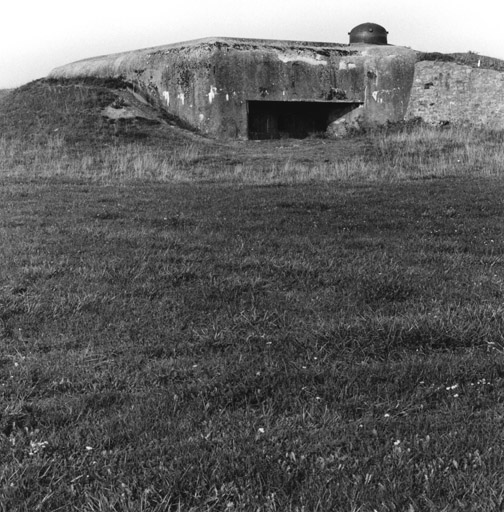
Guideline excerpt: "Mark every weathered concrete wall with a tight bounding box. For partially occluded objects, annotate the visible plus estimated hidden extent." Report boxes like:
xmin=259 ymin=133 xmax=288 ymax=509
xmin=349 ymin=45 xmax=416 ymax=126
xmin=50 ymin=37 xmax=416 ymax=139
xmin=406 ymin=60 xmax=504 ymax=127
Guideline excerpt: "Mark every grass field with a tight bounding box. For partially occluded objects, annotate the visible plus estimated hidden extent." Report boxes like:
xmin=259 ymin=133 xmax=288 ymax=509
xmin=2 ymin=79 xmax=504 ymax=511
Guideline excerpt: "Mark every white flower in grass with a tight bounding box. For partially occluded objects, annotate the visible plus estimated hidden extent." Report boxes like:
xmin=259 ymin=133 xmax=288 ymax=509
xmin=29 ymin=440 xmax=48 ymax=456
xmin=393 ymin=439 xmax=403 ymax=455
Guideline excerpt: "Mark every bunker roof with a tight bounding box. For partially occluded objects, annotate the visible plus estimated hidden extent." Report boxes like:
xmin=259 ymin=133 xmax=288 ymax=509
xmin=66 ymin=37 xmax=357 ymax=65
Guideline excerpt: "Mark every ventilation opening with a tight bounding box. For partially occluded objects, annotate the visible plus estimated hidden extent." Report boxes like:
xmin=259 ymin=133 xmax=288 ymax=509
xmin=247 ymin=100 xmax=361 ymax=140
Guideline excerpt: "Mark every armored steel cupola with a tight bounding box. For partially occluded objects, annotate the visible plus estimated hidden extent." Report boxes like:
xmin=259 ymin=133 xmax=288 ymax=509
xmin=349 ymin=23 xmax=388 ymax=45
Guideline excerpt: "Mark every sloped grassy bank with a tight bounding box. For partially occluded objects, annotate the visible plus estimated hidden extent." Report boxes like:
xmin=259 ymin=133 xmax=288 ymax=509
xmin=3 ymin=79 xmax=504 ymax=184
xmin=2 ymin=176 xmax=504 ymax=511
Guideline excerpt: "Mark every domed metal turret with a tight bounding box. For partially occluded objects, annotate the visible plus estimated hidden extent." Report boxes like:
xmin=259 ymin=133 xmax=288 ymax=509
xmin=349 ymin=23 xmax=388 ymax=45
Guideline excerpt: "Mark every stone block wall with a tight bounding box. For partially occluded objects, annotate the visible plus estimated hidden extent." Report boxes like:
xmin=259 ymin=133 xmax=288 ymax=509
xmin=406 ymin=60 xmax=504 ymax=127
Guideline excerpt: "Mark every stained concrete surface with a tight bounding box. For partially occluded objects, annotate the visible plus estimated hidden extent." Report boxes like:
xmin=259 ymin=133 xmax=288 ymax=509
xmin=50 ymin=37 xmax=416 ymax=139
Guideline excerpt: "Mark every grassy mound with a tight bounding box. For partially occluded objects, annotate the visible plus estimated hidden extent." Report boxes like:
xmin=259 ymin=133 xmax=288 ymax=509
xmin=416 ymin=51 xmax=504 ymax=72
xmin=0 ymin=78 xmax=228 ymax=181
xmin=0 ymin=78 xmax=205 ymax=148
xmin=2 ymin=76 xmax=504 ymax=185
xmin=0 ymin=89 xmax=12 ymax=101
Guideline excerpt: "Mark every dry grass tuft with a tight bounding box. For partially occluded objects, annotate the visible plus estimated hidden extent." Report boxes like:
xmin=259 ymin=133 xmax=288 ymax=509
xmin=2 ymin=123 xmax=504 ymax=184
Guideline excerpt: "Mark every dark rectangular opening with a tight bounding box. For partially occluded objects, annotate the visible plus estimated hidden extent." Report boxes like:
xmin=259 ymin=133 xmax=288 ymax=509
xmin=247 ymin=100 xmax=361 ymax=140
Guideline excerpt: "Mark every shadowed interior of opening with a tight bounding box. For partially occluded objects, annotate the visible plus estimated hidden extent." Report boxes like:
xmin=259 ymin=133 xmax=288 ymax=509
xmin=247 ymin=100 xmax=362 ymax=139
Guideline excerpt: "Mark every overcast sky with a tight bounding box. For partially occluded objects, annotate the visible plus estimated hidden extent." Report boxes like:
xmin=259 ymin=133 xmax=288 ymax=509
xmin=1 ymin=0 xmax=502 ymax=88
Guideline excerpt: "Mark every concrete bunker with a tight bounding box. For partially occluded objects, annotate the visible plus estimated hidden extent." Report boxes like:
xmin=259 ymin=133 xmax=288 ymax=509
xmin=49 ymin=25 xmax=417 ymax=139
xmin=247 ymin=100 xmax=362 ymax=139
